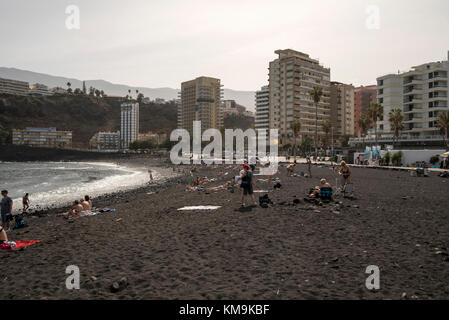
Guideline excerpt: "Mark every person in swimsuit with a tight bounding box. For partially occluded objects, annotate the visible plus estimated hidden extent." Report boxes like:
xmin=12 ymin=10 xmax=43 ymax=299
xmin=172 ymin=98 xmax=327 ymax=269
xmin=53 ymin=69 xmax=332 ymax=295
xmin=339 ymin=161 xmax=351 ymax=185
xmin=22 ymin=193 xmax=30 ymax=211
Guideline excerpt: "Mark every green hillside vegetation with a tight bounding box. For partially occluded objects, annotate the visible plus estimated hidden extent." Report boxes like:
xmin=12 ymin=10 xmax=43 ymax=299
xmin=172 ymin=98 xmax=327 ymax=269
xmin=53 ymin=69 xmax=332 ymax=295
xmin=0 ymin=94 xmax=177 ymax=148
xmin=0 ymin=93 xmax=254 ymax=149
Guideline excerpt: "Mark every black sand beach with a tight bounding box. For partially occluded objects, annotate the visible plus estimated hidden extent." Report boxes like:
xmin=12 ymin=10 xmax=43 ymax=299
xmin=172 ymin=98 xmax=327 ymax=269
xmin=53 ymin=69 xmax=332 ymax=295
xmin=1 ymin=159 xmax=449 ymax=300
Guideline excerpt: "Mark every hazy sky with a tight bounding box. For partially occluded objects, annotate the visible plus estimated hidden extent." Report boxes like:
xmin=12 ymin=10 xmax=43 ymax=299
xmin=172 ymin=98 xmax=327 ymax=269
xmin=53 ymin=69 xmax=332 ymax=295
xmin=1 ymin=0 xmax=448 ymax=90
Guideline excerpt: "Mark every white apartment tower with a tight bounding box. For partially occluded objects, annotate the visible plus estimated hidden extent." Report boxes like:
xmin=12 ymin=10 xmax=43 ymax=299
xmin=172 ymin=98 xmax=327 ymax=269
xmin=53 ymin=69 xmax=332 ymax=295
xmin=268 ymin=49 xmax=331 ymax=146
xmin=377 ymin=57 xmax=449 ymax=139
xmin=120 ymin=102 xmax=139 ymax=149
xmin=255 ymin=85 xmax=269 ymax=137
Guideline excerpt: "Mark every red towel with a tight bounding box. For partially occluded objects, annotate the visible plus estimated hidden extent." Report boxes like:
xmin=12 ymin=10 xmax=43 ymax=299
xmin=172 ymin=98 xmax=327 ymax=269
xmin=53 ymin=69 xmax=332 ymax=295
xmin=1 ymin=240 xmax=41 ymax=251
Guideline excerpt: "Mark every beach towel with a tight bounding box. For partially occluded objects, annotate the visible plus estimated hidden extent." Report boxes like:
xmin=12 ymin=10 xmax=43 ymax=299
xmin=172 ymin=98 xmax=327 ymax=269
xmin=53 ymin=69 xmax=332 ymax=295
xmin=177 ymin=206 xmax=221 ymax=211
xmin=0 ymin=240 xmax=41 ymax=251
xmin=254 ymin=190 xmax=273 ymax=193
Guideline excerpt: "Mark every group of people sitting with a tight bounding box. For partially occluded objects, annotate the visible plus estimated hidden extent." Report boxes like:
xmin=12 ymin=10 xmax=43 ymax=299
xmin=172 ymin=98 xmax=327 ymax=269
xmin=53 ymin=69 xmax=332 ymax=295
xmin=63 ymin=195 xmax=93 ymax=219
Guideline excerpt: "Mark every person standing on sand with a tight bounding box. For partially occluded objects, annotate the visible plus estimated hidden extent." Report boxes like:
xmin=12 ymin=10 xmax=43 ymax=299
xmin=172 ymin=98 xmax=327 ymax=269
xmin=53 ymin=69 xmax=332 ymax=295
xmin=148 ymin=169 xmax=154 ymax=184
xmin=306 ymin=157 xmax=312 ymax=178
xmin=1 ymin=190 xmax=13 ymax=232
xmin=22 ymin=193 xmax=30 ymax=211
xmin=239 ymin=164 xmax=257 ymax=207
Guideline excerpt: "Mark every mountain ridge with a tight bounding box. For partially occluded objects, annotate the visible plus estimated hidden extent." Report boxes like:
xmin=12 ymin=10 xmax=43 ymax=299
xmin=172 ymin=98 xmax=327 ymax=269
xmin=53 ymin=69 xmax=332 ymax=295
xmin=0 ymin=67 xmax=256 ymax=111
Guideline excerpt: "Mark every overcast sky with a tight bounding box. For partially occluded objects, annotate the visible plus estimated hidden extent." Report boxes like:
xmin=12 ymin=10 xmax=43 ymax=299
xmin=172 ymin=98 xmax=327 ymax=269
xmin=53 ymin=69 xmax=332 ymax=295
xmin=1 ymin=0 xmax=448 ymax=90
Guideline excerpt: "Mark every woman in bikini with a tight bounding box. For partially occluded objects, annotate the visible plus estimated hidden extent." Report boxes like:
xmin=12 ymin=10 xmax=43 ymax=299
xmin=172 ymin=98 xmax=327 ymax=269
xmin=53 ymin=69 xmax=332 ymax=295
xmin=339 ymin=161 xmax=351 ymax=186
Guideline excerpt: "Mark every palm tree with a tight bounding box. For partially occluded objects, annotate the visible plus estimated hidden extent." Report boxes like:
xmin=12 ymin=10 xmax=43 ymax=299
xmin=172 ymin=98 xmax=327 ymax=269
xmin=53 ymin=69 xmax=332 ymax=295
xmin=310 ymin=86 xmax=323 ymax=158
xmin=290 ymin=120 xmax=302 ymax=161
xmin=368 ymin=103 xmax=383 ymax=146
xmin=358 ymin=114 xmax=370 ymax=148
xmin=437 ymin=110 xmax=449 ymax=150
xmin=321 ymin=120 xmax=332 ymax=152
xmin=388 ymin=109 xmax=404 ymax=146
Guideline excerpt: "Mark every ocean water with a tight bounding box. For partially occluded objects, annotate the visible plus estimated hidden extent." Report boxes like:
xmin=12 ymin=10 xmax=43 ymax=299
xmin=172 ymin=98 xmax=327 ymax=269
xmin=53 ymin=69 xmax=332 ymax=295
xmin=0 ymin=162 xmax=156 ymax=212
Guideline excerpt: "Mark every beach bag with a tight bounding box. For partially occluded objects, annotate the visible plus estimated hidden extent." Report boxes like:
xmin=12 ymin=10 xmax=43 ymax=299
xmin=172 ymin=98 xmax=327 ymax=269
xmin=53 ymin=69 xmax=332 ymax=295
xmin=259 ymin=194 xmax=272 ymax=208
xmin=14 ymin=215 xmax=26 ymax=229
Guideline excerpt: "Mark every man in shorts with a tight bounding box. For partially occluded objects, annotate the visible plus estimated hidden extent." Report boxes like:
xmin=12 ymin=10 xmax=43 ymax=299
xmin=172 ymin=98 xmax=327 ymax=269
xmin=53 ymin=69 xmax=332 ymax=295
xmin=1 ymin=190 xmax=13 ymax=232
xmin=239 ymin=164 xmax=257 ymax=207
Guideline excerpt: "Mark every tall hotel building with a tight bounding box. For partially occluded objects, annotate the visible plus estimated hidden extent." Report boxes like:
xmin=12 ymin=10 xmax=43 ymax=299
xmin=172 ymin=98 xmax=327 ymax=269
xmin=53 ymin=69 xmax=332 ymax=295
xmin=354 ymin=85 xmax=377 ymax=135
xmin=268 ymin=49 xmax=331 ymax=146
xmin=255 ymin=85 xmax=269 ymax=137
xmin=178 ymin=76 xmax=223 ymax=134
xmin=120 ymin=102 xmax=139 ymax=149
xmin=377 ymin=57 xmax=449 ymax=140
xmin=330 ymin=82 xmax=355 ymax=140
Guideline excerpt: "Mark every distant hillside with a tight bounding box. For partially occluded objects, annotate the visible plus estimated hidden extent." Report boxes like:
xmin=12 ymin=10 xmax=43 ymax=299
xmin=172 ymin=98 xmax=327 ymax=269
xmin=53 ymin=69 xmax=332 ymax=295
xmin=0 ymin=67 xmax=256 ymax=111
xmin=0 ymin=94 xmax=177 ymax=149
xmin=0 ymin=94 xmax=254 ymax=149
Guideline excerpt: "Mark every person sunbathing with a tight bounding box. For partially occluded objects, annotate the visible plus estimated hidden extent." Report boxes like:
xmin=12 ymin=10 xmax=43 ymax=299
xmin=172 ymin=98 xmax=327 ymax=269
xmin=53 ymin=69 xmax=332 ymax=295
xmin=306 ymin=179 xmax=331 ymax=198
xmin=81 ymin=197 xmax=91 ymax=211
xmin=84 ymin=195 xmax=93 ymax=210
xmin=63 ymin=200 xmax=84 ymax=219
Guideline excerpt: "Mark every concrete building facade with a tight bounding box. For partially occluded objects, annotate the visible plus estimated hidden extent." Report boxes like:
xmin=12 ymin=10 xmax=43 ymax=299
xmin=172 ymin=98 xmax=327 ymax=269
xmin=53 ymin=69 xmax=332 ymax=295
xmin=354 ymin=85 xmax=377 ymax=135
xmin=178 ymin=76 xmax=223 ymax=134
xmin=120 ymin=102 xmax=139 ymax=149
xmin=12 ymin=127 xmax=72 ymax=148
xmin=0 ymin=77 xmax=30 ymax=96
xmin=268 ymin=49 xmax=331 ymax=146
xmin=377 ymin=59 xmax=449 ymax=139
xmin=90 ymin=131 xmax=120 ymax=151
xmin=255 ymin=85 xmax=270 ymax=137
xmin=30 ymin=83 xmax=51 ymax=96
xmin=330 ymin=82 xmax=355 ymax=142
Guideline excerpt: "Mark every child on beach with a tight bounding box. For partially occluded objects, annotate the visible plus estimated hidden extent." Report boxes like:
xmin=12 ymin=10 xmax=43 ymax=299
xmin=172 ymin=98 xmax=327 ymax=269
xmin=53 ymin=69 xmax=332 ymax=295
xmin=148 ymin=170 xmax=154 ymax=184
xmin=22 ymin=193 xmax=30 ymax=211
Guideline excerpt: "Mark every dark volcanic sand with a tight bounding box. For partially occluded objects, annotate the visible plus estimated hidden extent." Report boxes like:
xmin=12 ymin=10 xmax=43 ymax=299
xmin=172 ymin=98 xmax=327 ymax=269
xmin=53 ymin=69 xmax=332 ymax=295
xmin=1 ymin=161 xmax=449 ymax=300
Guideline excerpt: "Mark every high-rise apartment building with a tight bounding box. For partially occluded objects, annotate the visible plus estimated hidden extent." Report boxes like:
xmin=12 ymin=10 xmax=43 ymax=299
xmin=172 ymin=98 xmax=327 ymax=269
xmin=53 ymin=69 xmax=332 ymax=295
xmin=120 ymin=102 xmax=139 ymax=149
xmin=377 ymin=58 xmax=449 ymax=139
xmin=255 ymin=85 xmax=269 ymax=137
xmin=178 ymin=76 xmax=223 ymax=134
xmin=268 ymin=49 xmax=331 ymax=146
xmin=354 ymin=85 xmax=377 ymax=135
xmin=330 ymin=82 xmax=355 ymax=141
